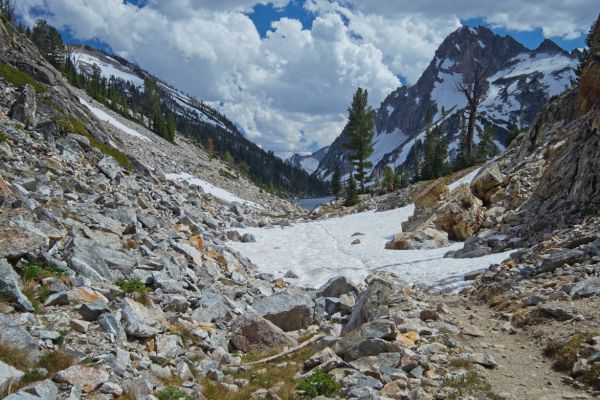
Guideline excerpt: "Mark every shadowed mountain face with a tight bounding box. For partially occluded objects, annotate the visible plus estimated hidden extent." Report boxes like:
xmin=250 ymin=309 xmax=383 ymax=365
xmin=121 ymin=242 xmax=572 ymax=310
xmin=314 ymin=26 xmax=577 ymax=181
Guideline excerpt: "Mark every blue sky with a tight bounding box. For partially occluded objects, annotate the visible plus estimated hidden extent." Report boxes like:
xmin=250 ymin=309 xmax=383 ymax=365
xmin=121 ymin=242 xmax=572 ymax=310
xmin=17 ymin=0 xmax=595 ymax=156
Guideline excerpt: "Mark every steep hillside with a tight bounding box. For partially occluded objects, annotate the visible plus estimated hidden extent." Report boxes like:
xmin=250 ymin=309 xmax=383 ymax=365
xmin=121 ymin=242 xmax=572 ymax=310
xmin=316 ymin=26 xmax=577 ymax=180
xmin=68 ymin=45 xmax=328 ymax=197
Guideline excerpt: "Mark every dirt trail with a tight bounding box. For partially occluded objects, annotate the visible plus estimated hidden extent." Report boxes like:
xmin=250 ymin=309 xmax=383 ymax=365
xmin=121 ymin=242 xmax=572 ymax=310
xmin=427 ymin=294 xmax=591 ymax=400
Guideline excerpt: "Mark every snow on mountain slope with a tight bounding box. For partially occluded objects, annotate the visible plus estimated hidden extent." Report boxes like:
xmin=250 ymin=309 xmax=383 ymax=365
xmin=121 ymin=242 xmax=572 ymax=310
xmin=315 ymin=26 xmax=578 ymax=180
xmin=79 ymin=97 xmax=151 ymax=142
xmin=165 ymin=173 xmax=260 ymax=207
xmin=287 ymin=146 xmax=330 ymax=174
xmin=230 ymin=168 xmax=510 ymax=290
xmin=73 ymin=49 xmax=144 ymax=87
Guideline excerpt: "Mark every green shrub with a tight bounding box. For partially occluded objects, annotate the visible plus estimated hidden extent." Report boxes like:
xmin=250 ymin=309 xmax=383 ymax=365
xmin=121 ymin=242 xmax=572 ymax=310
xmin=582 ymin=363 xmax=600 ymax=389
xmin=0 ymin=131 xmax=7 ymax=142
xmin=544 ymin=333 xmax=594 ymax=372
xmin=0 ymin=64 xmax=47 ymax=93
xmin=296 ymin=368 xmax=340 ymax=398
xmin=116 ymin=278 xmax=151 ymax=297
xmin=21 ymin=262 xmax=64 ymax=281
xmin=56 ymin=115 xmax=133 ymax=169
xmin=219 ymin=168 xmax=239 ymax=180
xmin=155 ymin=386 xmax=195 ymax=400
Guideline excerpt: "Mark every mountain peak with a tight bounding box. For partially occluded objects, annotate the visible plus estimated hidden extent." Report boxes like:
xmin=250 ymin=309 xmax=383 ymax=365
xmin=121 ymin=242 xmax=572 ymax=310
xmin=534 ymin=38 xmax=567 ymax=55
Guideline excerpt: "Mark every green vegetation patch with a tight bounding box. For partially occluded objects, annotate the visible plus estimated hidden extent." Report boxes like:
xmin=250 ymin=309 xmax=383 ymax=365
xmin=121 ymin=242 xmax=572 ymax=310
xmin=56 ymin=115 xmax=133 ymax=169
xmin=155 ymin=386 xmax=195 ymax=400
xmin=442 ymin=370 xmax=503 ymax=400
xmin=544 ymin=333 xmax=594 ymax=372
xmin=219 ymin=168 xmax=239 ymax=180
xmin=0 ymin=64 xmax=47 ymax=93
xmin=296 ymin=368 xmax=341 ymax=398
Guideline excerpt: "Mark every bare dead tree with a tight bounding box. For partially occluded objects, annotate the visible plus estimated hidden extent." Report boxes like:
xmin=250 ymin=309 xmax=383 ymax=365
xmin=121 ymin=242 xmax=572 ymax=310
xmin=456 ymin=59 xmax=490 ymax=157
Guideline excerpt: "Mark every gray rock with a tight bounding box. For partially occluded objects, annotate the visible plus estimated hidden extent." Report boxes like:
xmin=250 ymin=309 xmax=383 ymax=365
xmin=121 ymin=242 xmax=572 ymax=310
xmin=230 ymin=313 xmax=297 ymax=353
xmin=521 ymin=295 xmax=548 ymax=306
xmin=570 ymin=277 xmax=600 ymax=299
xmin=0 ymin=360 xmax=24 ymax=390
xmin=539 ymin=249 xmax=585 ymax=273
xmin=0 ymin=316 xmax=41 ymax=365
xmin=119 ymin=298 xmax=167 ymax=338
xmin=359 ymin=320 xmax=397 ymax=340
xmin=154 ymin=334 xmax=183 ymax=359
xmin=342 ymin=338 xmax=404 ymax=361
xmin=98 ymin=156 xmax=122 ymax=180
xmin=539 ymin=304 xmax=580 ymax=321
xmin=11 ymin=84 xmax=37 ymax=128
xmin=191 ymin=290 xmax=233 ymax=325
xmin=0 ymin=259 xmax=34 ymax=312
xmin=342 ymin=278 xmax=394 ymax=335
xmin=77 ymin=301 xmax=109 ymax=321
xmin=98 ymin=313 xmax=126 ymax=342
xmin=241 ymin=233 xmax=256 ymax=243
xmin=253 ymin=291 xmax=314 ymax=332
xmin=66 ymin=236 xmax=136 ymax=282
xmin=4 ymin=379 xmax=58 ymax=400
xmin=464 ymin=353 xmax=497 ymax=369
xmin=0 ymin=229 xmax=47 ymax=260
xmin=120 ymin=377 xmax=153 ymax=400
xmin=54 ymin=365 xmax=109 ymax=393
xmin=316 ymin=276 xmax=358 ymax=298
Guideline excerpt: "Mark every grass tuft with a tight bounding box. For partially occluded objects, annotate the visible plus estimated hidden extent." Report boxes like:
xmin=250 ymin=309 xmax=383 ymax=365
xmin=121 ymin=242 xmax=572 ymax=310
xmin=0 ymin=64 xmax=47 ymax=93
xmin=544 ymin=333 xmax=594 ymax=372
xmin=56 ymin=115 xmax=133 ymax=169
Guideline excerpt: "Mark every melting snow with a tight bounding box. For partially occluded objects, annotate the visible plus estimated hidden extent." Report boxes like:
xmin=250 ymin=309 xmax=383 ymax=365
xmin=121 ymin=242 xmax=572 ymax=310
xmin=79 ymin=97 xmax=151 ymax=142
xmin=369 ymin=128 xmax=409 ymax=166
xmin=230 ymin=168 xmax=511 ymax=291
xmin=165 ymin=172 xmax=259 ymax=207
xmin=73 ymin=52 xmax=144 ymax=88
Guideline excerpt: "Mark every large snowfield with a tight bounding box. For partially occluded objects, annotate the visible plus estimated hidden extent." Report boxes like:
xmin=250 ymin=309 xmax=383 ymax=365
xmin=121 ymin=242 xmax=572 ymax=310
xmin=79 ymin=97 xmax=152 ymax=142
xmin=230 ymin=169 xmax=514 ymax=291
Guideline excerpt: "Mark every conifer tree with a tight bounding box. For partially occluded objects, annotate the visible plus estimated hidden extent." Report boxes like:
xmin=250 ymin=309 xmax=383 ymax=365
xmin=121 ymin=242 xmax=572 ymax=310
xmin=166 ymin=113 xmax=176 ymax=143
xmin=476 ymin=125 xmax=498 ymax=161
xmin=344 ymin=173 xmax=359 ymax=207
xmin=223 ymin=150 xmax=234 ymax=165
xmin=343 ymin=88 xmax=374 ymax=192
xmin=331 ymin=163 xmax=342 ymax=199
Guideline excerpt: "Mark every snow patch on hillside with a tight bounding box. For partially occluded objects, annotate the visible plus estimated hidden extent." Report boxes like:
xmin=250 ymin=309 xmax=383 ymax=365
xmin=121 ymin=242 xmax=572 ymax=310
xmin=79 ymin=97 xmax=151 ymax=142
xmin=300 ymin=158 xmax=320 ymax=174
xmin=165 ymin=172 xmax=259 ymax=207
xmin=73 ymin=52 xmax=144 ymax=88
xmin=369 ymin=128 xmax=409 ymax=165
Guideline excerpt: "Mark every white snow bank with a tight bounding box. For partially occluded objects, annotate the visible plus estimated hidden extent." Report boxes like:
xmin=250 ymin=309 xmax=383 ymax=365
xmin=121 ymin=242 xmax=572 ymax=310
xmin=448 ymin=168 xmax=481 ymax=191
xmin=230 ymin=167 xmax=511 ymax=291
xmin=165 ymin=172 xmax=259 ymax=207
xmin=79 ymin=97 xmax=151 ymax=142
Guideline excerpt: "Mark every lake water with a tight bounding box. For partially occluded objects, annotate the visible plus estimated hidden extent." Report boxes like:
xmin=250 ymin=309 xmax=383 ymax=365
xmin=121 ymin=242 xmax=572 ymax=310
xmin=290 ymin=196 xmax=335 ymax=211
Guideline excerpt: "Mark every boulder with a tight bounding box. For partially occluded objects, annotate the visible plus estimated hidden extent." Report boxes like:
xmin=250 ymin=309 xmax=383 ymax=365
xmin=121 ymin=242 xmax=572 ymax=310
xmin=54 ymin=365 xmax=109 ymax=393
xmin=316 ymin=276 xmax=358 ymax=298
xmin=98 ymin=156 xmax=122 ymax=180
xmin=0 ymin=361 xmax=24 ymax=390
xmin=0 ymin=316 xmax=41 ymax=364
xmin=570 ymin=277 xmax=600 ymax=299
xmin=230 ymin=313 xmax=297 ymax=352
xmin=539 ymin=249 xmax=586 ymax=273
xmin=4 ymin=379 xmax=58 ymax=400
xmin=65 ymin=236 xmax=136 ymax=282
xmin=253 ymin=291 xmax=314 ymax=332
xmin=470 ymin=163 xmax=503 ymax=202
xmin=77 ymin=301 xmax=110 ymax=321
xmin=0 ymin=259 xmax=34 ymax=312
xmin=342 ymin=338 xmax=404 ymax=361
xmin=0 ymin=228 xmax=47 ymax=260
xmin=119 ymin=298 xmax=167 ymax=338
xmin=431 ymin=185 xmax=485 ymax=241
xmin=11 ymin=84 xmax=37 ymax=128
xmin=385 ymin=227 xmax=448 ymax=250
xmin=342 ymin=278 xmax=395 ymax=335
xmin=402 ymin=185 xmax=485 ymax=241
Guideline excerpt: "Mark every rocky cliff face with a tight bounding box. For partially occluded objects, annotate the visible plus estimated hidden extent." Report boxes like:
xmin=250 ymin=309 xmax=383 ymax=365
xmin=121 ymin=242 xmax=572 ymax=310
xmin=316 ymin=26 xmax=578 ymax=181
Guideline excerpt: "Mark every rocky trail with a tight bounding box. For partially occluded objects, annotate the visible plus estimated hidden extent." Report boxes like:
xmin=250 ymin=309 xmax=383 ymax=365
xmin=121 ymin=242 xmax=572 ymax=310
xmin=430 ymin=294 xmax=589 ymax=400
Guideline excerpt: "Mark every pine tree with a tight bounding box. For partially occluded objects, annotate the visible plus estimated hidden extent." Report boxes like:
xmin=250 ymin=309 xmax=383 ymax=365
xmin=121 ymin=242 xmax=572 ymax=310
xmin=331 ymin=163 xmax=342 ymax=199
xmin=383 ymin=166 xmax=396 ymax=190
xmin=476 ymin=125 xmax=498 ymax=161
xmin=398 ymin=166 xmax=409 ymax=189
xmin=343 ymin=88 xmax=374 ymax=192
xmin=344 ymin=174 xmax=360 ymax=207
xmin=223 ymin=151 xmax=234 ymax=165
xmin=575 ymin=19 xmax=598 ymax=82
xmin=166 ymin=113 xmax=176 ymax=143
